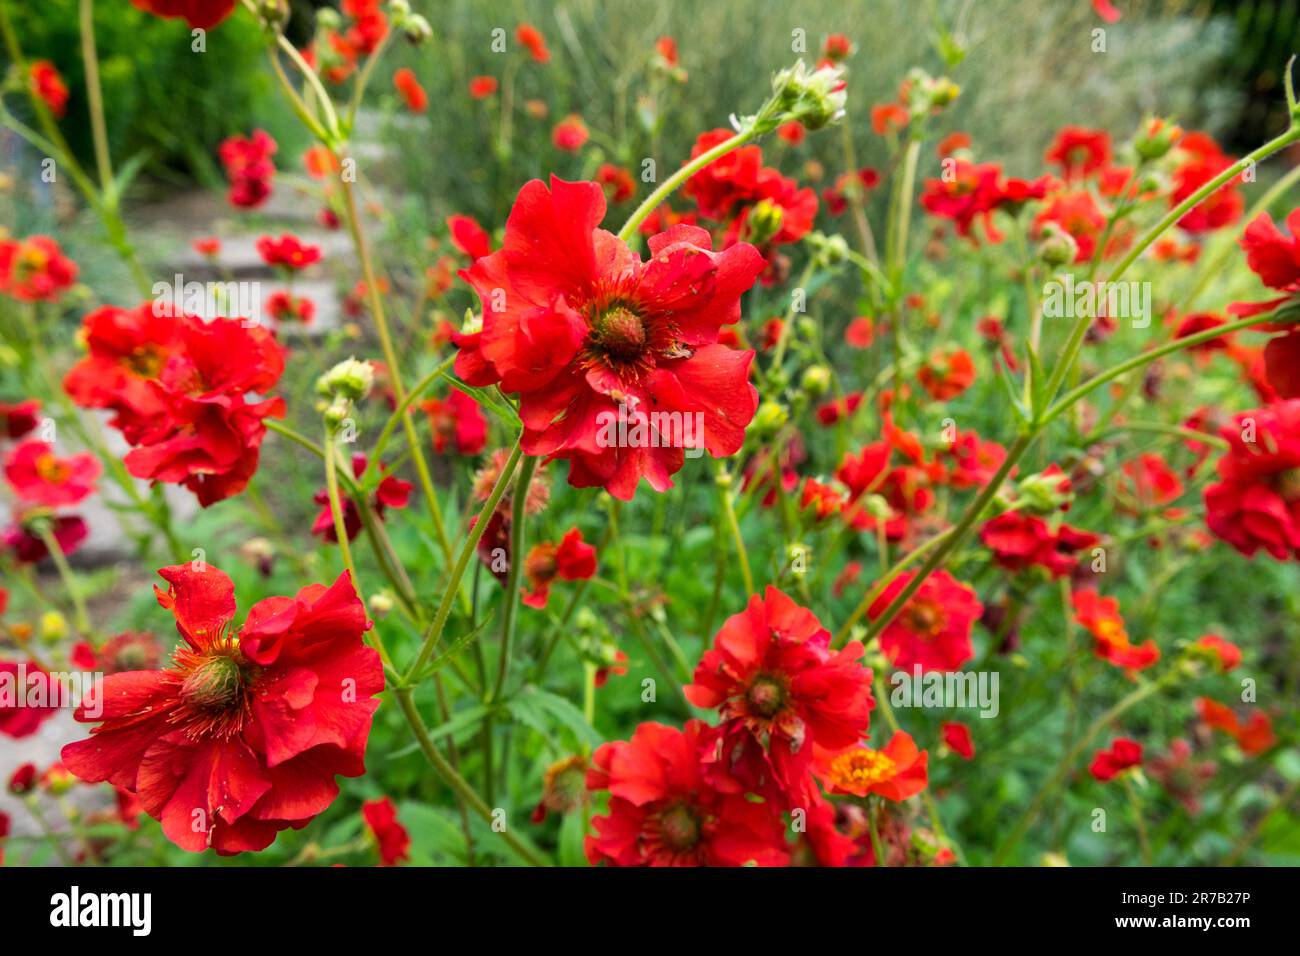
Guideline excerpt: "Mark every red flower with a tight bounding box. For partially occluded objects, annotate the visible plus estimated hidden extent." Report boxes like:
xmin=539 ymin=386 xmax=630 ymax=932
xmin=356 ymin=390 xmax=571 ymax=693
xmin=1121 ymin=452 xmax=1183 ymax=509
xmin=0 ymin=235 xmax=78 ymax=302
xmin=362 ymin=797 xmax=411 ymax=866
xmin=799 ymin=477 xmax=846 ymax=520
xmin=655 ymin=36 xmax=679 ymax=67
xmin=871 ymin=103 xmax=908 ymax=136
xmin=457 ymin=176 xmax=764 ymax=499
xmin=1204 ymin=400 xmax=1300 ymax=559
xmin=521 ymin=527 xmax=597 ymax=608
xmin=936 ymin=132 xmax=971 ymax=157
xmin=63 ymin=304 xmax=185 ymax=441
xmin=1089 ymin=737 xmax=1142 ymax=782
xmin=446 ymin=214 xmax=493 ymax=261
xmin=1148 ymin=739 xmax=1216 ymax=814
xmin=393 ymin=67 xmax=428 ymax=113
xmin=1033 ymin=191 xmax=1107 ymax=263
xmin=1092 ymin=0 xmax=1122 ymax=22
xmin=256 ymin=234 xmax=322 ymax=271
xmin=1196 ymin=698 xmax=1275 ymax=755
xmin=585 ymin=720 xmax=788 ymax=866
xmin=596 ymin=163 xmax=636 ymax=203
xmin=516 ymin=23 xmax=550 ymax=63
xmin=8 ymin=762 xmax=37 ymax=794
xmin=939 ymin=428 xmax=1009 ymax=490
xmin=4 ymin=439 xmax=101 ymax=507
xmin=1194 ymin=634 xmax=1241 ymax=672
xmin=62 ymin=563 xmax=381 ymax=853
xmin=814 ymin=731 xmax=928 ymax=801
xmin=192 ymin=236 xmax=222 ymax=258
xmin=2 ymin=512 xmax=87 ymax=564
xmin=980 ymin=512 xmax=1099 ymax=578
xmin=822 ymin=34 xmax=853 ymax=63
xmin=0 ymin=659 xmax=60 ymax=738
xmin=685 ymin=587 xmax=875 ymax=805
xmin=1227 ymin=209 xmax=1300 ymax=396
xmin=0 ymin=399 xmax=41 ymax=440
xmin=64 ymin=307 xmax=285 ymax=506
xmin=130 ymin=0 xmax=237 ymax=29
xmin=218 ymin=130 xmax=276 ymax=209
xmin=421 ymin=388 xmax=487 ymax=455
xmin=29 ymin=60 xmax=69 ymax=118
xmin=266 ymin=290 xmax=315 ymax=325
xmin=777 ymin=121 xmax=806 ymax=144
xmin=1071 ymin=589 xmax=1159 ymax=671
xmin=311 ymin=454 xmax=413 ymax=543
xmin=1170 ymin=133 xmax=1242 ymax=234
xmin=869 ymin=570 xmax=982 ymax=672
xmin=468 ymin=75 xmax=498 ymax=99
xmin=816 ymin=392 xmax=863 ymax=425
xmin=552 ymin=114 xmax=589 ymax=151
xmin=942 ymin=721 xmax=974 ymax=760
xmin=917 ymin=346 xmax=975 ymax=400
xmin=1044 ymin=126 xmax=1111 ymax=181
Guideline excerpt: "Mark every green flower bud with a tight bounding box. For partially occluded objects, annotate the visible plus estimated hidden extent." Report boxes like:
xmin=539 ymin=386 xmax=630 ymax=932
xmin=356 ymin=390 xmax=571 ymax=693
xmin=753 ymin=400 xmax=789 ymax=436
xmin=317 ymin=357 xmax=375 ymax=402
xmin=769 ymin=61 xmax=847 ymax=132
xmin=1036 ymin=223 xmax=1078 ymax=268
xmin=746 ymin=199 xmax=785 ymax=246
xmin=801 ymin=365 xmax=832 ymax=397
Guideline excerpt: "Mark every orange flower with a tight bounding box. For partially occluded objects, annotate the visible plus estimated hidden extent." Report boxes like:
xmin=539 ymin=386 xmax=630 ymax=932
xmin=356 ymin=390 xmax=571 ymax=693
xmin=815 ymin=731 xmax=928 ymax=801
xmin=1071 ymin=589 xmax=1159 ymax=672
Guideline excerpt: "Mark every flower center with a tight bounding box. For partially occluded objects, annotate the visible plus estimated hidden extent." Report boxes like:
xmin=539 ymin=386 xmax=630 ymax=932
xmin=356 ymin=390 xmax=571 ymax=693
xmin=830 ymin=748 xmax=897 ymax=788
xmin=904 ymin=599 xmax=945 ymax=638
xmin=746 ymin=675 xmax=786 ymax=718
xmin=34 ymin=453 xmax=70 ymax=484
xmin=658 ymin=802 xmax=702 ymax=850
xmin=127 ymin=345 xmax=165 ymax=378
xmin=591 ymin=305 xmax=648 ymax=361
xmin=179 ymin=653 xmax=245 ymax=712
xmin=1276 ymin=467 xmax=1300 ymax=502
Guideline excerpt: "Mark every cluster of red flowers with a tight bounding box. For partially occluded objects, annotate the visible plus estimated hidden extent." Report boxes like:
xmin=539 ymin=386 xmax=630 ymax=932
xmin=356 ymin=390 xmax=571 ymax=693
xmin=218 ymin=129 xmax=277 ymax=209
xmin=680 ymin=129 xmax=818 ymax=282
xmin=64 ymin=305 xmax=286 ymax=506
xmin=586 ymin=588 xmax=933 ymax=866
xmin=62 ymin=563 xmax=382 ymax=853
xmin=130 ymin=0 xmax=236 ymax=30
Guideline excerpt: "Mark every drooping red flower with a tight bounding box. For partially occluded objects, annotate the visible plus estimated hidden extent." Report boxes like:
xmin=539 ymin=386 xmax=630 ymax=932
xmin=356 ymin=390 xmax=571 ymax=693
xmin=468 ymin=75 xmax=498 ymax=99
xmin=421 ymin=388 xmax=487 ymax=455
xmin=813 ymin=731 xmax=928 ymax=801
xmin=1071 ymin=589 xmax=1159 ymax=671
xmin=2 ymin=511 xmax=87 ymax=564
xmin=685 ymin=587 xmax=875 ymax=806
xmin=585 ymin=720 xmax=789 ymax=866
xmin=62 ymin=563 xmax=381 ymax=854
xmin=1194 ymin=634 xmax=1241 ymax=672
xmin=552 ymin=114 xmax=589 ymax=151
xmin=980 ymin=512 xmax=1099 ymax=578
xmin=941 ymin=721 xmax=974 ymax=760
xmin=130 ymin=0 xmax=237 ymax=29
xmin=311 ymin=454 xmax=413 ymax=543
xmin=521 ymin=527 xmax=597 ymax=608
xmin=119 ymin=319 xmax=285 ymax=506
xmin=8 ymin=762 xmax=37 ymax=794
xmin=869 ymin=570 xmax=982 ymax=672
xmin=1044 ymin=126 xmax=1111 ymax=181
xmin=1148 ymin=739 xmax=1216 ymax=814
xmin=1089 ymin=737 xmax=1142 ymax=782
xmin=0 ymin=659 xmax=61 ymax=738
xmin=392 ymin=67 xmax=428 ymax=113
xmin=4 ymin=439 xmax=101 ymax=507
xmin=362 ymin=797 xmax=411 ymax=866
xmin=256 ymin=234 xmax=322 ymax=271
xmin=917 ymin=346 xmax=975 ymax=400
xmin=0 ymin=399 xmax=41 ymax=440
xmin=822 ymin=33 xmax=853 ymax=63
xmin=456 ymin=176 xmax=764 ymax=499
xmin=531 ymin=754 xmax=589 ymax=823
xmin=516 ymin=23 xmax=550 ymax=63
xmin=218 ymin=129 xmax=277 ymax=209
xmin=0 ymin=235 xmax=78 ymax=302
xmin=29 ymin=60 xmax=69 ymax=118
xmin=1203 ymin=400 xmax=1300 ymax=559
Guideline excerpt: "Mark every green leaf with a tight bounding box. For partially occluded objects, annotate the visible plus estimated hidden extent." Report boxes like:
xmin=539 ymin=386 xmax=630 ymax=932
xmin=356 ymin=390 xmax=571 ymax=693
xmin=507 ymin=685 xmax=602 ymax=749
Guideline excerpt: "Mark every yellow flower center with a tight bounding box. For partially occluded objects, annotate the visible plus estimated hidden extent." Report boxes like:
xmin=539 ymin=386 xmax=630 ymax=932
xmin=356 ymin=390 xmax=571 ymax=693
xmin=830 ymin=748 xmax=897 ymax=788
xmin=34 ymin=452 xmax=69 ymax=484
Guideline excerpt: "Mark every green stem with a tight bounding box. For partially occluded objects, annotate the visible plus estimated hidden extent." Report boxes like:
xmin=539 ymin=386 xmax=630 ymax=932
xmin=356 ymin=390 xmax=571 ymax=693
xmin=39 ymin=527 xmax=92 ymax=640
xmin=714 ymin=463 xmax=755 ymax=594
xmin=323 ymin=430 xmax=359 ymax=587
xmin=78 ymin=0 xmax=112 ymax=190
xmin=488 ymin=455 xmax=538 ymax=703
